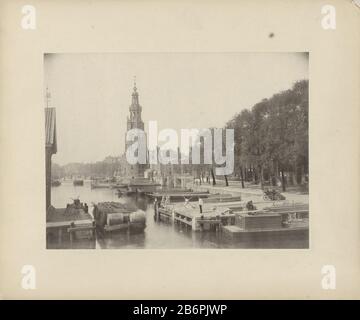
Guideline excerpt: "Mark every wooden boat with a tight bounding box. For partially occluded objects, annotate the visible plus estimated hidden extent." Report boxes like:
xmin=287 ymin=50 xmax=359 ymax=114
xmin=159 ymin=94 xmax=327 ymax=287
xmin=221 ymin=209 xmax=309 ymax=244
xmin=155 ymin=187 xmax=193 ymax=193
xmin=115 ymin=189 xmax=137 ymax=197
xmin=154 ymin=197 xmax=235 ymax=231
xmin=114 ymin=178 xmax=161 ymax=196
xmin=154 ymin=196 xmax=308 ymax=241
xmin=73 ymin=179 xmax=84 ymax=186
xmin=110 ymin=183 xmax=128 ymax=189
xmin=127 ymin=180 xmax=161 ymax=194
xmin=93 ymin=201 xmax=146 ymax=234
xmin=262 ymin=202 xmax=309 ymax=219
xmin=51 ymin=179 xmax=61 ymax=187
xmin=91 ymin=181 xmax=111 ymax=189
xmin=204 ymin=194 xmax=242 ymax=203
xmin=46 ymin=199 xmax=95 ymax=249
xmin=147 ymin=190 xmax=210 ymax=202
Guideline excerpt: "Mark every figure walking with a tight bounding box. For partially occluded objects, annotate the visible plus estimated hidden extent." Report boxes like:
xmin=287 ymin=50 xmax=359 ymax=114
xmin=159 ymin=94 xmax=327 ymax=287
xmin=154 ymin=198 xmax=159 ymax=221
xmin=198 ymin=198 xmax=203 ymax=214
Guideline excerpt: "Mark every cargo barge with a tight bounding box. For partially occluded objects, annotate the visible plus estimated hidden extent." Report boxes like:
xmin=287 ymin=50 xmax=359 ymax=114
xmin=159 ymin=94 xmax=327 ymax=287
xmin=46 ymin=199 xmax=95 ymax=249
xmin=93 ymin=201 xmax=146 ymax=235
xmin=154 ymin=196 xmax=309 ymax=242
xmin=90 ymin=181 xmax=111 ymax=189
xmin=115 ymin=178 xmax=161 ymax=196
xmin=221 ymin=210 xmax=309 ymax=245
xmin=154 ymin=197 xmax=235 ymax=231
xmin=73 ymin=179 xmax=84 ymax=186
xmin=51 ymin=179 xmax=61 ymax=187
xmin=147 ymin=190 xmax=210 ymax=202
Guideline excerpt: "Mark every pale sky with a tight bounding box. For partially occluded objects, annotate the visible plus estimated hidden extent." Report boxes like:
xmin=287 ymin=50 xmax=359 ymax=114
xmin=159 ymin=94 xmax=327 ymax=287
xmin=44 ymin=52 xmax=308 ymax=165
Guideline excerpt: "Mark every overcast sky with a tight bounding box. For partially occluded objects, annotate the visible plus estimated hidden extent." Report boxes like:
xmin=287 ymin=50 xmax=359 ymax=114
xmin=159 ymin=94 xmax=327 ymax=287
xmin=44 ymin=52 xmax=308 ymax=165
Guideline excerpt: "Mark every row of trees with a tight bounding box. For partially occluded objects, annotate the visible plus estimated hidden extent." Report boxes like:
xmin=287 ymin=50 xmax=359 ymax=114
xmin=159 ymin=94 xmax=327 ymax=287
xmin=224 ymin=80 xmax=309 ymax=191
xmin=151 ymin=80 xmax=308 ymax=192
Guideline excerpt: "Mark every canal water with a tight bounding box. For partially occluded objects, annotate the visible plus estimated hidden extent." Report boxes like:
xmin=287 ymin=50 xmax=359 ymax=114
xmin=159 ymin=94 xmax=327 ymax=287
xmin=51 ymin=181 xmax=308 ymax=249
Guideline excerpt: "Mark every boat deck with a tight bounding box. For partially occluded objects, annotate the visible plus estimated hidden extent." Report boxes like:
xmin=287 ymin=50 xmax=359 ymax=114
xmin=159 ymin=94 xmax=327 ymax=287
xmin=156 ymin=202 xmax=234 ymax=231
xmin=222 ymin=221 xmax=308 ymax=234
xmin=148 ymin=192 xmax=210 ymax=198
xmin=46 ymin=207 xmax=93 ymax=228
xmin=46 ymin=204 xmax=95 ymax=249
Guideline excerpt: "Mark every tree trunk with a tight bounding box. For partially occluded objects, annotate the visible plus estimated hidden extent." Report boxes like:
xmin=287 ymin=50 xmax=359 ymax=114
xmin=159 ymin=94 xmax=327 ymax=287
xmin=210 ymin=168 xmax=216 ymax=185
xmin=281 ymin=169 xmax=286 ymax=192
xmin=259 ymin=165 xmax=264 ymax=189
xmin=293 ymin=161 xmax=298 ymax=186
xmin=254 ymin=167 xmax=260 ymax=184
xmin=253 ymin=166 xmax=257 ymax=184
xmin=274 ymin=160 xmax=280 ymax=186
xmin=300 ymin=165 xmax=306 ymax=184
xmin=224 ymin=175 xmax=229 ymax=187
xmin=240 ymin=166 xmax=245 ymax=189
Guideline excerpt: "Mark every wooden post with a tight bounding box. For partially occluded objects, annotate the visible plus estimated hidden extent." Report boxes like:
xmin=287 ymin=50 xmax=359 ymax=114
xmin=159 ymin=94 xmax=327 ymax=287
xmin=58 ymin=228 xmax=62 ymax=246
xmin=69 ymin=231 xmax=73 ymax=248
xmin=92 ymin=221 xmax=96 ymax=240
xmin=171 ymin=210 xmax=175 ymax=224
xmin=69 ymin=222 xmax=75 ymax=248
xmin=45 ymin=148 xmax=52 ymax=211
xmin=240 ymin=166 xmax=245 ymax=188
xmin=192 ymin=216 xmax=197 ymax=231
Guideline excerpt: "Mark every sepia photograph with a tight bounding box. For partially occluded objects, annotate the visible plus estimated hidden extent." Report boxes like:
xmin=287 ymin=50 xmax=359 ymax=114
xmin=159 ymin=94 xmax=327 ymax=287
xmin=1 ymin=0 xmax=360 ymax=302
xmin=44 ymin=52 xmax=309 ymax=249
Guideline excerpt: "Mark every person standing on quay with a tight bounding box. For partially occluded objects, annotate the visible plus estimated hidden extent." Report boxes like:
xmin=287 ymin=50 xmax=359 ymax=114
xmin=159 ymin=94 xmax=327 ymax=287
xmin=198 ymin=198 xmax=204 ymax=214
xmin=154 ymin=198 xmax=159 ymax=221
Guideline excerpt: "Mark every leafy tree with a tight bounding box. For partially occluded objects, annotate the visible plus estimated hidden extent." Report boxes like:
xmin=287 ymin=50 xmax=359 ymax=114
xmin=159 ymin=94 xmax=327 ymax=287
xmin=226 ymin=80 xmax=308 ymax=192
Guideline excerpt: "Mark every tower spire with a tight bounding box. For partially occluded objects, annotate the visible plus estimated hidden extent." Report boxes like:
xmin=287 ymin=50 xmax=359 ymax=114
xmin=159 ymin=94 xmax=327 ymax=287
xmin=131 ymin=77 xmax=140 ymax=106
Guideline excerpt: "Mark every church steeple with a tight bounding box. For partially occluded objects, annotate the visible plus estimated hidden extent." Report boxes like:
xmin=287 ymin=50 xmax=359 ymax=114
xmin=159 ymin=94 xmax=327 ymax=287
xmin=123 ymin=77 xmax=147 ymax=179
xmin=127 ymin=77 xmax=144 ymax=131
xmin=131 ymin=77 xmax=140 ymax=107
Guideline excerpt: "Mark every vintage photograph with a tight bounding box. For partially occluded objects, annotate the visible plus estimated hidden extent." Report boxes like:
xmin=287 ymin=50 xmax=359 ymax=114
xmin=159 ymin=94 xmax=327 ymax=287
xmin=45 ymin=52 xmax=309 ymax=249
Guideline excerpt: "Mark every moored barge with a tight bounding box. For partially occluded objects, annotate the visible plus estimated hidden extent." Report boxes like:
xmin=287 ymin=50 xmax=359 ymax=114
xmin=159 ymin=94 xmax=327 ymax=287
xmin=73 ymin=179 xmax=84 ymax=186
xmin=46 ymin=199 xmax=95 ymax=249
xmin=147 ymin=190 xmax=210 ymax=202
xmin=93 ymin=201 xmax=146 ymax=234
xmin=51 ymin=179 xmax=61 ymax=187
xmin=221 ymin=209 xmax=309 ymax=245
